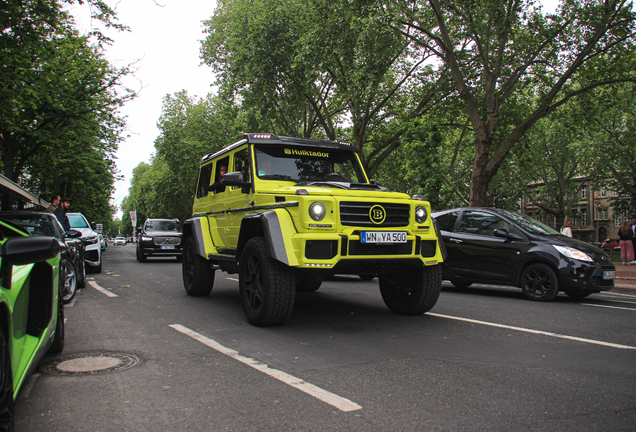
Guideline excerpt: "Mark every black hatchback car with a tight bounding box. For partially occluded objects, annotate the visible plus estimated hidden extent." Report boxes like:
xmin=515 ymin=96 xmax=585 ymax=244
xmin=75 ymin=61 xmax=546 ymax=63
xmin=432 ymin=208 xmax=616 ymax=301
xmin=136 ymin=218 xmax=183 ymax=262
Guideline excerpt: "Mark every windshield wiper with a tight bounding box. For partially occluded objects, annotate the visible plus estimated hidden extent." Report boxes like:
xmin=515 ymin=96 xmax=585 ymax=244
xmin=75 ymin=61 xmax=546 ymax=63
xmin=261 ymin=174 xmax=294 ymax=181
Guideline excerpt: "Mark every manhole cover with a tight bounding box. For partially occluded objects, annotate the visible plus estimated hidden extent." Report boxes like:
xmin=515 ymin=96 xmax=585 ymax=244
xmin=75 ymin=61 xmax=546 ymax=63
xmin=39 ymin=352 xmax=141 ymax=376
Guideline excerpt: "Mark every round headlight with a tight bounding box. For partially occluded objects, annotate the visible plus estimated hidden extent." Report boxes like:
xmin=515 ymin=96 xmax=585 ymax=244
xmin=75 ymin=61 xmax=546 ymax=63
xmin=309 ymin=202 xmax=326 ymax=221
xmin=415 ymin=206 xmax=428 ymax=223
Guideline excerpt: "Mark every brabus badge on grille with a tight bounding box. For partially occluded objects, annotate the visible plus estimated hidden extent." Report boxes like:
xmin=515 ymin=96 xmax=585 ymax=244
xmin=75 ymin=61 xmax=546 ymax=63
xmin=369 ymin=205 xmax=386 ymax=224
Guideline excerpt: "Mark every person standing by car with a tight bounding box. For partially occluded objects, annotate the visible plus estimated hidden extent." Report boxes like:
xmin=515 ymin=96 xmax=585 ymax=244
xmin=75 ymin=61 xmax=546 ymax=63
xmin=631 ymin=216 xmax=636 ymax=262
xmin=54 ymin=197 xmax=71 ymax=232
xmin=46 ymin=195 xmax=60 ymax=212
xmin=560 ymin=220 xmax=573 ymax=238
xmin=618 ymin=221 xmax=635 ymax=265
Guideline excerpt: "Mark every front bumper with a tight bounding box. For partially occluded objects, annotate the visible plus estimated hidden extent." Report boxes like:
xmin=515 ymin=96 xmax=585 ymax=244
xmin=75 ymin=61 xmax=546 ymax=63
xmin=559 ymin=261 xmax=615 ymax=293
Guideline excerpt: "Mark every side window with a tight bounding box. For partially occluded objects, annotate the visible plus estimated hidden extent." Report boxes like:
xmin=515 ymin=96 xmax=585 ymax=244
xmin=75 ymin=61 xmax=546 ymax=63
xmin=233 ymin=147 xmax=251 ymax=187
xmin=458 ymin=211 xmax=510 ymax=237
xmin=196 ymin=163 xmax=213 ymax=198
xmin=215 ymin=156 xmax=230 ymax=186
xmin=435 ymin=211 xmax=459 ymax=232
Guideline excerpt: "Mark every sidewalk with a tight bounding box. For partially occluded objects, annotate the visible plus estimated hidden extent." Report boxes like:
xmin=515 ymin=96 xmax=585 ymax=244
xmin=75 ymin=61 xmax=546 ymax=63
xmin=614 ymin=264 xmax=636 ymax=294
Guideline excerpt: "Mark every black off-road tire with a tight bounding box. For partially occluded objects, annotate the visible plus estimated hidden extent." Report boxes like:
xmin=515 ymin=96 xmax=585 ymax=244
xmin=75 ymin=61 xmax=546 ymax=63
xmin=48 ymin=300 xmax=65 ymax=354
xmin=239 ymin=237 xmax=295 ymax=326
xmin=137 ymin=247 xmax=147 ymax=262
xmin=520 ymin=263 xmax=559 ymax=302
xmin=379 ymin=265 xmax=442 ymax=315
xmin=182 ymin=236 xmax=214 ymax=296
xmin=296 ymin=271 xmax=323 ymax=292
xmin=0 ymin=331 xmax=14 ymax=431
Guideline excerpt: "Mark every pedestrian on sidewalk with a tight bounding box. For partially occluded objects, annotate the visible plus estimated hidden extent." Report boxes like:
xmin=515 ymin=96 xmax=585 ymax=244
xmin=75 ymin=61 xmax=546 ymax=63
xmin=631 ymin=216 xmax=636 ymax=261
xmin=560 ymin=220 xmax=573 ymax=238
xmin=618 ymin=221 xmax=635 ymax=265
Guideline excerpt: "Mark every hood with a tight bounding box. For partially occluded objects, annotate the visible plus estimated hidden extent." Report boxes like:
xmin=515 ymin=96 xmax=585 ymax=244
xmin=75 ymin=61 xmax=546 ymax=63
xmin=263 ymin=182 xmax=411 ymax=200
xmin=537 ymin=234 xmax=612 ymax=263
xmin=144 ymin=230 xmax=182 ymax=237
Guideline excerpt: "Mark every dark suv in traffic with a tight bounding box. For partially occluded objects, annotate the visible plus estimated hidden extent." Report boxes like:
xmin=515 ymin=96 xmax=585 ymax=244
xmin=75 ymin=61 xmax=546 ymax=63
xmin=136 ymin=218 xmax=183 ymax=262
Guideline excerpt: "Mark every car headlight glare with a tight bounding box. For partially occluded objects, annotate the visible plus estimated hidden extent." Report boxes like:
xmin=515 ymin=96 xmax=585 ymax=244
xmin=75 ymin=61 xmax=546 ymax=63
xmin=415 ymin=206 xmax=428 ymax=223
xmin=309 ymin=202 xmax=326 ymax=221
xmin=141 ymin=236 xmax=152 ymax=242
xmin=553 ymin=245 xmax=594 ymax=263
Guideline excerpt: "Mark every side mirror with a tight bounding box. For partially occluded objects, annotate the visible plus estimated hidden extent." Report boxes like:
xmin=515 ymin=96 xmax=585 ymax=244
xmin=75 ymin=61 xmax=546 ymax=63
xmin=222 ymin=171 xmax=251 ymax=189
xmin=0 ymin=236 xmax=60 ymax=266
xmin=65 ymin=229 xmax=83 ymax=239
xmin=494 ymin=228 xmax=524 ymax=241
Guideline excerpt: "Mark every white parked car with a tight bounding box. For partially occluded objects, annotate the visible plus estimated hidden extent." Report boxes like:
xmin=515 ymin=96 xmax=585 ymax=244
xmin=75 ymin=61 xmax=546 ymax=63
xmin=67 ymin=212 xmax=102 ymax=273
xmin=114 ymin=236 xmax=127 ymax=246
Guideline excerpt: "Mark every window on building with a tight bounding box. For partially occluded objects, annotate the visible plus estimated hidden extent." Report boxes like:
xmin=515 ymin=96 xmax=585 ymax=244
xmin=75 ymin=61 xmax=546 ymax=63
xmin=614 ymin=212 xmax=622 ymax=227
xmin=572 ymin=210 xmax=578 ymax=227
xmin=580 ymin=208 xmax=587 ymax=227
xmin=600 ymin=188 xmax=606 ymax=197
xmin=603 ymin=209 xmax=608 ymax=220
xmin=612 ymin=190 xmax=619 ymax=197
xmin=581 ymin=185 xmax=588 ymax=199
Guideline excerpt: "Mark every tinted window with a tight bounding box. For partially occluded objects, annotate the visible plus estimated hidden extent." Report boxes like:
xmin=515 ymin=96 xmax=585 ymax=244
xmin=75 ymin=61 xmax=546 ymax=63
xmin=145 ymin=220 xmax=181 ymax=232
xmin=254 ymin=144 xmax=366 ymax=183
xmin=197 ymin=163 xmax=213 ymax=198
xmin=233 ymin=147 xmax=251 ymax=186
xmin=435 ymin=211 xmax=459 ymax=232
xmin=458 ymin=211 xmax=510 ymax=237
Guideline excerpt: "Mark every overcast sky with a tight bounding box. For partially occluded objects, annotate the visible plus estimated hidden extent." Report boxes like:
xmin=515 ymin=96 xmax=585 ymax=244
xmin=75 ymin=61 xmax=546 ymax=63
xmin=71 ymin=0 xmax=560 ymax=220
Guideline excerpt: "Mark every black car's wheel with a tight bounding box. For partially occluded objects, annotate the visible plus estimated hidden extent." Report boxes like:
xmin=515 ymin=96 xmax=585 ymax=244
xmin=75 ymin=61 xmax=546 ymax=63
xmin=77 ymin=259 xmax=86 ymax=289
xmin=182 ymin=237 xmax=214 ymax=296
xmin=239 ymin=237 xmax=295 ymax=326
xmin=379 ymin=265 xmax=442 ymax=315
xmin=48 ymin=301 xmax=65 ymax=354
xmin=136 ymin=247 xmax=147 ymax=262
xmin=296 ymin=272 xmax=323 ymax=292
xmin=451 ymin=280 xmax=473 ymax=289
xmin=0 ymin=331 xmax=14 ymax=432
xmin=358 ymin=274 xmax=375 ymax=281
xmin=60 ymin=260 xmax=77 ymax=304
xmin=520 ymin=263 xmax=559 ymax=301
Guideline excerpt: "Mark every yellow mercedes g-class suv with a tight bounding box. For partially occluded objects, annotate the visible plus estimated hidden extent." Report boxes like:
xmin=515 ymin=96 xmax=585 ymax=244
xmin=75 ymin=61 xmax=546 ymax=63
xmin=182 ymin=133 xmax=445 ymax=326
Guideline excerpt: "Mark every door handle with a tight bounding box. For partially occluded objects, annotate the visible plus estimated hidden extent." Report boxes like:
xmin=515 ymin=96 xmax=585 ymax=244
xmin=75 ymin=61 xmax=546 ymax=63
xmin=449 ymin=238 xmax=463 ymax=243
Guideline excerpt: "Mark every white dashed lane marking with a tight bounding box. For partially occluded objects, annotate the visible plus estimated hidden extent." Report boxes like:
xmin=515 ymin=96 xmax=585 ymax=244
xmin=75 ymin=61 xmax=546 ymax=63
xmin=429 ymin=313 xmax=636 ymax=350
xmin=89 ymin=281 xmax=118 ymax=297
xmin=170 ymin=324 xmax=362 ymax=412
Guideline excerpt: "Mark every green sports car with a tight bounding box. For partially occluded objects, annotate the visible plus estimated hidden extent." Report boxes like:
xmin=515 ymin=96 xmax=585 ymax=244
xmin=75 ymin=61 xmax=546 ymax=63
xmin=0 ymin=218 xmax=64 ymax=430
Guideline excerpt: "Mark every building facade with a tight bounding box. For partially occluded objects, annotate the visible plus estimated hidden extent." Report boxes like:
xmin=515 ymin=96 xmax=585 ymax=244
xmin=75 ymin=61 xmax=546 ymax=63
xmin=520 ymin=182 xmax=632 ymax=242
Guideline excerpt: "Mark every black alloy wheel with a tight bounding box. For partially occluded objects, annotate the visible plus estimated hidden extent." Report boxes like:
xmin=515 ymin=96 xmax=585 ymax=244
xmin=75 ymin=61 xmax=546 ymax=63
xmin=239 ymin=237 xmax=295 ymax=326
xmin=182 ymin=237 xmax=214 ymax=296
xmin=48 ymin=300 xmax=65 ymax=354
xmin=520 ymin=263 xmax=559 ymax=301
xmin=0 ymin=331 xmax=14 ymax=432
xmin=60 ymin=260 xmax=77 ymax=304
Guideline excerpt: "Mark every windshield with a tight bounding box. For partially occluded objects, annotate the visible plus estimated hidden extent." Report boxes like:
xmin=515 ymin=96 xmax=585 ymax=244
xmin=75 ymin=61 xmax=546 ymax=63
xmin=68 ymin=214 xmax=89 ymax=228
xmin=497 ymin=209 xmax=561 ymax=235
xmin=3 ymin=214 xmax=60 ymax=237
xmin=254 ymin=145 xmax=367 ymax=183
xmin=145 ymin=220 xmax=181 ymax=232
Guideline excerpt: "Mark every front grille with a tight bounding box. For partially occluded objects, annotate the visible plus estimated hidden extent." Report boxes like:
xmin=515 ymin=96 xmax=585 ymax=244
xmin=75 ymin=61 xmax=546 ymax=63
xmin=420 ymin=240 xmax=437 ymax=257
xmin=154 ymin=237 xmax=181 ymax=246
xmin=348 ymin=241 xmax=413 ymax=256
xmin=305 ymin=240 xmax=338 ymax=259
xmin=27 ymin=262 xmax=53 ymax=337
xmin=590 ymin=277 xmax=614 ymax=287
xmin=340 ymin=202 xmax=410 ymax=227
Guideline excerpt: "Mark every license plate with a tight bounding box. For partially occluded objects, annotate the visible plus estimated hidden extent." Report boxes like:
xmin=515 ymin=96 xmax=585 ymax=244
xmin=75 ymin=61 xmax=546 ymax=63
xmin=602 ymin=271 xmax=615 ymax=280
xmin=361 ymin=231 xmax=407 ymax=244
xmin=160 ymin=245 xmax=175 ymax=250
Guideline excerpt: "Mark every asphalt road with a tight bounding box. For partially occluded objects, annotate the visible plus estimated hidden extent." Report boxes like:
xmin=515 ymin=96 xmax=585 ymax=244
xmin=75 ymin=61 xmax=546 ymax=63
xmin=15 ymin=243 xmax=636 ymax=431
